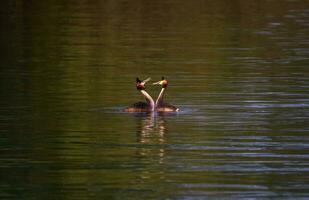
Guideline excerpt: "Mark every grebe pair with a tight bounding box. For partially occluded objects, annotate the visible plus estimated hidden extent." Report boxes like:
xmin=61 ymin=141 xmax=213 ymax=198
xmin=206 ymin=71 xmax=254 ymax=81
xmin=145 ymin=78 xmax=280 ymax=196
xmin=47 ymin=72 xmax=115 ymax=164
xmin=125 ymin=77 xmax=179 ymax=112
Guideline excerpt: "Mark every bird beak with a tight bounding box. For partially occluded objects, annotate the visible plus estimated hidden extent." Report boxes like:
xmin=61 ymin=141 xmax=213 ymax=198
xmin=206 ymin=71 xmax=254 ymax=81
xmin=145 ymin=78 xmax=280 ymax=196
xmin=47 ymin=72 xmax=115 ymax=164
xmin=153 ymin=81 xmax=162 ymax=85
xmin=142 ymin=77 xmax=151 ymax=84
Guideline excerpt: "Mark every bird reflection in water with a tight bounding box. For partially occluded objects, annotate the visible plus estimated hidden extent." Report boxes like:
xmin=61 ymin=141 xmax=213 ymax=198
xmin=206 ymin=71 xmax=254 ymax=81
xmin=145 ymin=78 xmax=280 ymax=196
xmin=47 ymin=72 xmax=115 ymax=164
xmin=133 ymin=112 xmax=173 ymax=181
xmin=135 ymin=112 xmax=169 ymax=144
xmin=134 ymin=112 xmax=174 ymax=166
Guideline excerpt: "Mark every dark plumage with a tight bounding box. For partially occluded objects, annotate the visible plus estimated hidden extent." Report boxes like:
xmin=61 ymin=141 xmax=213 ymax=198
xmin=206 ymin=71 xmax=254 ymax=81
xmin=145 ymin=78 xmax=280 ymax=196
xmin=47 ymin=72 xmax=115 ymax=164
xmin=156 ymin=103 xmax=179 ymax=112
xmin=125 ymin=102 xmax=153 ymax=112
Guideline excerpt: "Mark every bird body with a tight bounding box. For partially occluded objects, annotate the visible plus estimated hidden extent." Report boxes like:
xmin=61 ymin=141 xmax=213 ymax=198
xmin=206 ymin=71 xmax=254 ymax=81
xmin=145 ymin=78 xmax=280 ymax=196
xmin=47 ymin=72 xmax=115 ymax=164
xmin=125 ymin=102 xmax=150 ymax=112
xmin=156 ymin=103 xmax=179 ymax=112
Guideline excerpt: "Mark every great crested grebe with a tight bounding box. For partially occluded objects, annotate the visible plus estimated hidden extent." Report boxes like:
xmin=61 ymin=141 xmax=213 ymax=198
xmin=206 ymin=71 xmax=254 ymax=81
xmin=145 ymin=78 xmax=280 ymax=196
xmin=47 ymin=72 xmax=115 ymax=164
xmin=153 ymin=77 xmax=179 ymax=112
xmin=124 ymin=77 xmax=155 ymax=112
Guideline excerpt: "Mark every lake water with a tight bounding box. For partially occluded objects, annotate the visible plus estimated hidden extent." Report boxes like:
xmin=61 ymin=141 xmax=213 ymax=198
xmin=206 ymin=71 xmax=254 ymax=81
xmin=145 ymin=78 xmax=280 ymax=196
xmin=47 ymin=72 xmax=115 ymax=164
xmin=1 ymin=1 xmax=309 ymax=199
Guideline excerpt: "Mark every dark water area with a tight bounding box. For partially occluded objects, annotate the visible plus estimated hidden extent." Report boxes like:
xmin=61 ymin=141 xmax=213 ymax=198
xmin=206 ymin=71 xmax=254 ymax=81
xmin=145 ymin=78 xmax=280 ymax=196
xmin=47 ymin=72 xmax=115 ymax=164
xmin=1 ymin=0 xmax=309 ymax=199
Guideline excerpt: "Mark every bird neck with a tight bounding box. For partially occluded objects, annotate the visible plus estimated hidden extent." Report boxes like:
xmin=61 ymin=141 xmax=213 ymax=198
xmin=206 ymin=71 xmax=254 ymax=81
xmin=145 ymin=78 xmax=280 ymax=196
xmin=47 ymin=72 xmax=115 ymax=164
xmin=140 ymin=90 xmax=155 ymax=111
xmin=156 ymin=87 xmax=165 ymax=107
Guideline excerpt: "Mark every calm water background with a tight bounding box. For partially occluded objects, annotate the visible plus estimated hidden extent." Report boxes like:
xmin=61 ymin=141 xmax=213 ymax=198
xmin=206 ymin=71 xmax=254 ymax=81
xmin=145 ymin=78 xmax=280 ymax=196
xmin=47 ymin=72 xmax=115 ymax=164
xmin=1 ymin=0 xmax=309 ymax=199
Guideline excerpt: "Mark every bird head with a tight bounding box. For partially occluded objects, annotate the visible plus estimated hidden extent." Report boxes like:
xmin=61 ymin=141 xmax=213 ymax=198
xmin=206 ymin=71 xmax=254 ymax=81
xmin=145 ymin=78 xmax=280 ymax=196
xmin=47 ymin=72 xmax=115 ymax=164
xmin=153 ymin=76 xmax=168 ymax=88
xmin=136 ymin=77 xmax=151 ymax=90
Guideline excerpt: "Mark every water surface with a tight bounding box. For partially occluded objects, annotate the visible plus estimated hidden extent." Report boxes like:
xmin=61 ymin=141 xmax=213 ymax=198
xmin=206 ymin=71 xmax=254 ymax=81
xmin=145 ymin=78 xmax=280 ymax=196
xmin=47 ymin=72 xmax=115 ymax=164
xmin=1 ymin=0 xmax=309 ymax=199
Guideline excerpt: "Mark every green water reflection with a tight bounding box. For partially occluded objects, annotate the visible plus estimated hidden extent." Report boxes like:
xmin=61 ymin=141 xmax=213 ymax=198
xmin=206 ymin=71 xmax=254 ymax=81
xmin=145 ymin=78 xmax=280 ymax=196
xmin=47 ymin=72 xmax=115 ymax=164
xmin=1 ymin=0 xmax=309 ymax=199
